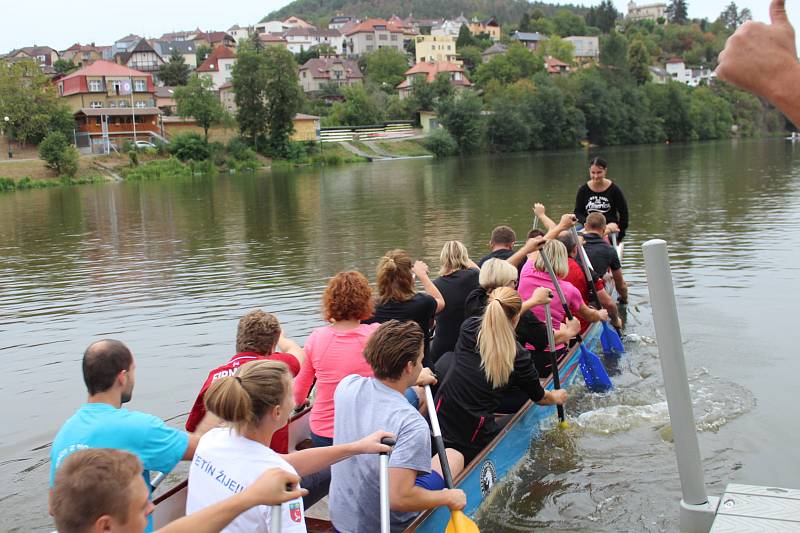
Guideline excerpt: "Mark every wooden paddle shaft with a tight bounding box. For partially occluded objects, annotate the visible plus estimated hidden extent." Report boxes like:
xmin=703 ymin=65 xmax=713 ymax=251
xmin=544 ymin=303 xmax=565 ymax=422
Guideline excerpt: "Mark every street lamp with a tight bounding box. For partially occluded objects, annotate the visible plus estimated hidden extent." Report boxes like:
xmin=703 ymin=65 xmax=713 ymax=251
xmin=3 ymin=116 xmax=10 ymax=159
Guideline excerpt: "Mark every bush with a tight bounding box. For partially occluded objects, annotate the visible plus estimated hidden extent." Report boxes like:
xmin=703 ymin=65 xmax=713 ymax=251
xmin=424 ymin=128 xmax=458 ymax=158
xmin=39 ymin=131 xmax=79 ymax=177
xmin=128 ymin=150 xmax=139 ymax=167
xmin=169 ymin=133 xmax=210 ymax=161
xmin=122 ymin=158 xmax=192 ymax=181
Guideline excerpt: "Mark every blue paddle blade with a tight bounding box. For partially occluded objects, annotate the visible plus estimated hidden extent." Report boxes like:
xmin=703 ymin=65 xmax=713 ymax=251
xmin=600 ymin=322 xmax=626 ymax=356
xmin=578 ymin=344 xmax=613 ymax=393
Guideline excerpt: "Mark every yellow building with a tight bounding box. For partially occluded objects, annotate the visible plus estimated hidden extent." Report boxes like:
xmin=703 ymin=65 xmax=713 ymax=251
xmin=468 ymin=17 xmax=501 ymax=41
xmin=414 ymin=35 xmax=459 ymax=64
xmin=292 ymin=114 xmax=320 ymax=142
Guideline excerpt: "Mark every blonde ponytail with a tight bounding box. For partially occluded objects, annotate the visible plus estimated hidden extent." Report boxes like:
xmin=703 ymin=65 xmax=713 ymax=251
xmin=204 ymin=360 xmax=290 ymax=433
xmin=477 ymin=286 xmax=522 ymax=389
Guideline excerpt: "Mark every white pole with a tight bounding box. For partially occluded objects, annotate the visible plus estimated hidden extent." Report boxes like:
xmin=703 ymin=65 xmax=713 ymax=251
xmin=131 ymin=76 xmax=137 ymax=142
xmin=642 ymin=239 xmax=719 ymax=532
xmin=379 ymin=452 xmax=391 ymax=533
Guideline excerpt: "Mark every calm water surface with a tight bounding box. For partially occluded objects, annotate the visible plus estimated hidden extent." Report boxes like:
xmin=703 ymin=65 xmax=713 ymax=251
xmin=2 ymin=139 xmax=799 ymax=531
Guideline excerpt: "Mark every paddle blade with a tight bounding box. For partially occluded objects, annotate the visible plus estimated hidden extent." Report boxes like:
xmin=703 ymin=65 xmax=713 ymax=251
xmin=578 ymin=344 xmax=613 ymax=393
xmin=600 ymin=322 xmax=626 ymax=356
xmin=445 ymin=510 xmax=480 ymax=533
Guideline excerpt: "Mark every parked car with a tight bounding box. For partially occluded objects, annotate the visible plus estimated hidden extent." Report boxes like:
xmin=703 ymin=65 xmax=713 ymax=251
xmin=134 ymin=140 xmax=156 ymax=149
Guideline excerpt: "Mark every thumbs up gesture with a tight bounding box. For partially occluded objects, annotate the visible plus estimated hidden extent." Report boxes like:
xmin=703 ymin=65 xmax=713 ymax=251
xmin=716 ymin=0 xmax=799 ymax=123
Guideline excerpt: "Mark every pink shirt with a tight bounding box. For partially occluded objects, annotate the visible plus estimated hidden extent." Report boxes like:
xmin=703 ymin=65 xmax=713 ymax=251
xmin=517 ymin=263 xmax=583 ymax=350
xmin=294 ymin=322 xmax=380 ymax=438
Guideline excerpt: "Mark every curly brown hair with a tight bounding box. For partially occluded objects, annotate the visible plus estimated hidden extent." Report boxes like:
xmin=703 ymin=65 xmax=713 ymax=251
xmin=323 ymin=271 xmax=374 ymax=322
xmin=236 ymin=310 xmax=281 ymax=354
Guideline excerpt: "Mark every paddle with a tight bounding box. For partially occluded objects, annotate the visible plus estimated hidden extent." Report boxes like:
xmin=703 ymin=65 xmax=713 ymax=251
xmin=379 ymin=436 xmax=397 ymax=533
xmin=269 ymin=482 xmax=297 ymax=533
xmin=570 ymin=227 xmax=625 ymax=356
xmin=539 ymin=248 xmax=613 ymax=393
xmin=424 ymin=385 xmax=480 ymax=533
xmin=544 ymin=302 xmax=567 ymax=428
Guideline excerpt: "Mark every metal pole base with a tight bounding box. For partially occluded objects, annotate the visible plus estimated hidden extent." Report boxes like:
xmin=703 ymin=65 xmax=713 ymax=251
xmin=679 ymin=496 xmax=720 ymax=533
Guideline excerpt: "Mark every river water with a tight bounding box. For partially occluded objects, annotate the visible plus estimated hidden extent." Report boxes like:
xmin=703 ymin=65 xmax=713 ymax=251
xmin=2 ymin=138 xmax=799 ymax=531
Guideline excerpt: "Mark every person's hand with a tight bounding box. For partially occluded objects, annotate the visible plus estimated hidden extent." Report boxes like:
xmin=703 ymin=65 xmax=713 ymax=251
xmin=412 ymin=260 xmax=429 ymax=279
xmin=613 ymin=316 xmax=623 ymax=330
xmin=522 ymin=235 xmax=546 ymax=253
xmin=355 ymin=430 xmax=396 ymax=454
xmin=528 ymin=287 xmax=553 ymax=307
xmin=605 ymin=222 xmax=620 ymax=234
xmin=716 ymin=0 xmax=798 ymax=105
xmin=549 ymin=389 xmax=568 ymax=405
xmin=560 ymin=317 xmax=581 ymax=337
xmin=596 ymin=309 xmax=609 ymax=322
xmin=559 ymin=214 xmax=578 ymax=228
xmin=444 ymin=488 xmax=467 ymax=510
xmin=244 ymin=468 xmax=307 ymax=506
xmin=416 ymin=367 xmax=438 ymax=387
xmin=533 ymin=203 xmax=546 ymax=217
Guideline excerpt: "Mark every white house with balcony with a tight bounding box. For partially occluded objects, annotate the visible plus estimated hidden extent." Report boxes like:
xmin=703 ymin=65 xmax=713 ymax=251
xmin=665 ymin=58 xmax=716 ymax=87
xmin=283 ymin=28 xmax=344 ymax=54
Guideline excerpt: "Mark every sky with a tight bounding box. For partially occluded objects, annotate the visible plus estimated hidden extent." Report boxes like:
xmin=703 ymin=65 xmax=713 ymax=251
xmin=1 ymin=0 xmax=797 ymax=54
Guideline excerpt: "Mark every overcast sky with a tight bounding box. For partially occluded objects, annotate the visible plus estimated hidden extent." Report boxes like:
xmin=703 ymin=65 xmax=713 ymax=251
xmin=1 ymin=0 xmax=797 ymax=53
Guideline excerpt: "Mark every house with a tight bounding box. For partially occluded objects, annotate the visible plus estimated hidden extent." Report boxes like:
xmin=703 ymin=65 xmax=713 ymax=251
xmin=227 ymin=24 xmax=252 ymax=43
xmin=219 ymin=83 xmax=236 ymax=113
xmin=665 ymin=58 xmax=716 ymax=86
xmin=283 ymin=27 xmax=344 ymax=55
xmin=112 ymin=34 xmax=142 ymax=56
xmin=258 ymin=34 xmax=288 ymax=48
xmin=481 ymin=43 xmax=507 ymax=63
xmin=329 ymin=15 xmax=355 ymax=30
xmin=153 ymin=40 xmax=198 ymax=69
xmin=404 ymin=16 xmax=442 ymax=35
xmin=283 ymin=16 xmax=315 ymax=29
xmin=299 ymin=57 xmax=362 ymax=92
xmin=4 ymin=46 xmax=59 ymax=67
xmin=196 ymin=45 xmax=236 ymax=89
xmin=155 ymin=86 xmax=177 ymax=114
xmin=115 ymin=39 xmax=164 ymax=78
xmin=431 ymin=19 xmax=466 ymax=37
xmin=255 ymin=20 xmax=286 ymax=34
xmin=193 ymin=31 xmax=236 ymax=49
xmin=414 ymin=35 xmax=458 ymax=64
xmin=159 ymin=29 xmax=199 ymax=42
xmin=627 ymin=1 xmax=667 ymax=21
xmin=57 ymin=60 xmax=160 ymax=150
xmin=510 ymin=31 xmax=546 ymax=51
xmin=564 ymin=36 xmax=599 ymax=63
xmin=396 ymin=61 xmax=472 ymax=99
xmin=292 ymin=113 xmax=321 ymax=141
xmin=419 ymin=110 xmax=440 ymax=133
xmin=60 ymin=43 xmax=105 ymax=65
xmin=342 ymin=18 xmax=406 ymax=56
xmin=649 ymin=66 xmax=670 ymax=84
xmin=468 ymin=17 xmax=501 ymax=41
xmin=545 ymin=56 xmax=570 ymax=75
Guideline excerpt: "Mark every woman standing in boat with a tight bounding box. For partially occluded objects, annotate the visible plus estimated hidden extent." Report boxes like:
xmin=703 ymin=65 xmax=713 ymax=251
xmin=574 ymin=157 xmax=629 ymax=241
xmin=434 ymin=287 xmax=567 ymax=464
xmin=186 ymin=359 xmax=392 ymax=533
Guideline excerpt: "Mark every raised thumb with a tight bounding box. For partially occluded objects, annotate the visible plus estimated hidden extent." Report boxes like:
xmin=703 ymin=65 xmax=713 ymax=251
xmin=770 ymin=0 xmax=790 ymax=26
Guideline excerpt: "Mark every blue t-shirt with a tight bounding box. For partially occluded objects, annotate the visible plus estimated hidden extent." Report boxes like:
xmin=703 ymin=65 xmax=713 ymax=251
xmin=50 ymin=403 xmax=188 ymax=531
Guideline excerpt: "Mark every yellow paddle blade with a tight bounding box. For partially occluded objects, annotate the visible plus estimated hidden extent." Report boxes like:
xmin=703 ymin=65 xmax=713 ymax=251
xmin=558 ymin=420 xmax=570 ymax=429
xmin=445 ymin=510 xmax=480 ymax=533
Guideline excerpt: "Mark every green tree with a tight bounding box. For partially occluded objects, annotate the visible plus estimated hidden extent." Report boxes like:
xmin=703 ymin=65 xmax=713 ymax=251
xmin=475 ymin=44 xmax=543 ymax=87
xmin=53 ymin=59 xmax=78 ymax=74
xmin=362 ymin=47 xmax=409 ymax=91
xmin=409 ymin=72 xmax=454 ymax=112
xmin=196 ymin=44 xmax=211 ymax=64
xmin=456 ymin=25 xmax=476 ymax=49
xmin=232 ymin=37 xmax=269 ymax=146
xmin=666 ymin=0 xmax=689 ymax=24
xmin=537 ymin=36 xmax=575 ymax=64
xmin=553 ymin=9 xmax=587 ymax=37
xmin=327 ymin=84 xmax=386 ymax=126
xmin=436 ymin=92 xmax=484 ymax=153
xmin=169 ymin=132 xmax=210 ymax=161
xmin=519 ymin=13 xmax=532 ymax=32
xmin=159 ymin=49 xmax=191 ymax=86
xmin=38 ymin=131 xmax=78 ymax=177
xmin=689 ymin=87 xmax=733 ymax=139
xmin=717 ymin=2 xmax=752 ymax=31
xmin=174 ymin=75 xmax=226 ymax=140
xmin=458 ymin=45 xmax=483 ymax=75
xmin=262 ymin=46 xmax=304 ymax=156
xmin=295 ymin=47 xmax=319 ymax=65
xmin=424 ymin=127 xmax=458 ymax=157
xmin=586 ymin=0 xmax=620 ymax=33
xmin=627 ymin=39 xmax=651 ymax=84
xmin=645 ymin=82 xmax=694 ymax=141
xmin=600 ymin=31 xmax=628 ymax=69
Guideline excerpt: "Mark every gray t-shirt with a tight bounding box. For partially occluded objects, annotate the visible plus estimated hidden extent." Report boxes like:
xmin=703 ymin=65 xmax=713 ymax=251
xmin=330 ymin=375 xmax=432 ymax=533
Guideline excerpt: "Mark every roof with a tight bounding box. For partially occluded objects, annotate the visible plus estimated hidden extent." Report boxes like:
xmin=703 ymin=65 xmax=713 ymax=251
xmin=284 ymin=27 xmax=342 ymax=38
xmin=198 ymin=31 xmax=234 ymax=43
xmin=61 ymin=60 xmax=150 ymax=80
xmin=153 ymin=40 xmax=197 ymax=55
xmin=300 ymin=57 xmax=363 ymax=79
xmin=259 ymin=33 xmax=287 ymax=43
xmin=666 ymin=57 xmax=684 ymax=64
xmin=283 ymin=16 xmax=314 ymax=27
xmin=196 ymin=45 xmax=236 ymax=72
xmin=7 ymin=45 xmax=57 ymax=57
xmin=481 ymin=43 xmax=508 ymax=56
xmin=511 ymin=31 xmax=546 ymax=42
xmin=116 ymin=39 xmax=162 ymax=65
xmin=329 ymin=15 xmax=353 ymax=23
xmin=343 ymin=18 xmax=405 ymax=36
xmin=294 ymin=113 xmax=319 ymax=120
xmin=649 ymin=66 xmax=669 ymax=76
xmin=155 ymin=86 xmax=176 ymax=98
xmin=76 ymin=107 xmax=160 ymax=116
xmin=545 ymin=56 xmax=570 ymax=73
xmin=116 ymin=34 xmax=141 ymax=43
xmin=397 ymin=61 xmax=471 ymax=88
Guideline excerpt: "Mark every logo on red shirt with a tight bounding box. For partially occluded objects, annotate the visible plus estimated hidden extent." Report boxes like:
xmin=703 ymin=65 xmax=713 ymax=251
xmin=289 ymin=502 xmax=302 ymax=523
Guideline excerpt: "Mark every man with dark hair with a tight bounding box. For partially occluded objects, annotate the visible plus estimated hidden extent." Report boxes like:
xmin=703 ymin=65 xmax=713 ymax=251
xmin=583 ymin=213 xmax=628 ymax=305
xmin=50 ymin=340 xmax=201 ymax=532
xmin=51 ymin=448 xmax=305 ymax=533
xmin=477 ymin=225 xmax=517 ymax=266
xmin=330 ymin=320 xmax=466 ymax=533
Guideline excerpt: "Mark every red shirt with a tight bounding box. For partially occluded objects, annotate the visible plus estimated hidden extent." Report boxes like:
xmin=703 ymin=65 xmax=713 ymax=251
xmin=564 ymin=258 xmax=604 ymax=330
xmin=185 ymin=352 xmax=301 ymax=453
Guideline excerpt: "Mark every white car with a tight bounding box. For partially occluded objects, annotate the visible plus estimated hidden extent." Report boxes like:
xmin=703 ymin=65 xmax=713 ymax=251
xmin=134 ymin=140 xmax=156 ymax=149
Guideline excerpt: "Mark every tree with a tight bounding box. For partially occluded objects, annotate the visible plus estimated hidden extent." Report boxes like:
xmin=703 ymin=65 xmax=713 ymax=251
xmin=295 ymin=47 xmax=319 ymax=65
xmin=537 ymin=37 xmax=575 ymax=64
xmin=53 ymin=59 xmax=78 ymax=74
xmin=586 ymin=0 xmax=620 ymax=33
xmin=666 ymin=0 xmax=689 ymax=24
xmin=458 ymin=45 xmax=483 ymax=75
xmin=196 ymin=44 xmax=211 ymax=64
xmin=600 ymin=31 xmax=628 ymax=69
xmin=362 ymin=47 xmax=408 ymax=91
xmin=174 ymin=75 xmax=226 ymax=140
xmin=627 ymin=39 xmax=651 ymax=84
xmin=456 ymin=25 xmax=476 ymax=49
xmin=327 ymin=84 xmax=386 ymax=126
xmin=159 ymin=49 xmax=191 ymax=86
xmin=717 ymin=2 xmax=752 ymax=31
xmin=39 ymin=131 xmax=78 ymax=177
xmin=475 ymin=44 xmax=543 ymax=87
xmin=553 ymin=9 xmax=587 ymax=37
xmin=519 ymin=13 xmax=532 ymax=32
xmin=409 ymin=73 xmax=454 ymax=111
xmin=436 ymin=92 xmax=484 ymax=153
xmin=232 ymin=37 xmax=269 ymax=146
xmin=262 ymin=46 xmax=304 ymax=156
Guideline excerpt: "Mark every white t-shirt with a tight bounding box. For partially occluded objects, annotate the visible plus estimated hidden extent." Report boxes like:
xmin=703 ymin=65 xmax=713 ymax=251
xmin=186 ymin=427 xmax=306 ymax=533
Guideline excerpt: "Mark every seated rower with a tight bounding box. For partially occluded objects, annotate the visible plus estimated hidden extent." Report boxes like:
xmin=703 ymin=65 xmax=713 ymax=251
xmin=186 ymin=360 xmax=392 ymax=533
xmin=50 ymin=340 xmax=200 ymax=533
xmin=51 ymin=448 xmax=305 ymax=533
xmin=582 ymin=213 xmax=629 ymax=305
xmin=186 ymin=309 xmax=305 ymax=453
xmin=330 ymin=320 xmax=466 ymax=533
xmin=477 ymin=226 xmax=517 ymax=265
xmin=434 ymin=287 xmax=568 ymax=464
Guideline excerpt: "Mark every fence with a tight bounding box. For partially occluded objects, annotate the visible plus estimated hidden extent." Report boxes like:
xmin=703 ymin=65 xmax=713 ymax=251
xmin=319 ymin=121 xmax=415 ymax=143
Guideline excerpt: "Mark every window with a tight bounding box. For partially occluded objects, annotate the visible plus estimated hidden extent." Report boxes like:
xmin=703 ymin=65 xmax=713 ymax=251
xmin=366 ymin=34 xmax=374 ymax=41
xmin=108 ymin=101 xmax=116 ymax=108
xmin=90 ymin=101 xmax=103 ymax=108
xmin=133 ymin=79 xmax=146 ymax=92
xmin=379 ymin=34 xmax=388 ymax=41
xmin=225 ymin=63 xmax=232 ymax=71
xmin=391 ymin=34 xmax=398 ymax=41
xmin=366 ymin=45 xmax=374 ymax=52
xmin=118 ymin=100 xmax=128 ymax=107
xmin=134 ymin=101 xmax=147 ymax=109
xmin=89 ymin=79 xmax=103 ymax=92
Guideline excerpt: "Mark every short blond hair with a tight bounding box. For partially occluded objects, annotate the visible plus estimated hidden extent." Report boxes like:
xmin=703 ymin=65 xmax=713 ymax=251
xmin=534 ymin=239 xmax=569 ymax=278
xmin=479 ymin=258 xmax=517 ymax=290
xmin=439 ymin=241 xmax=471 ymax=275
